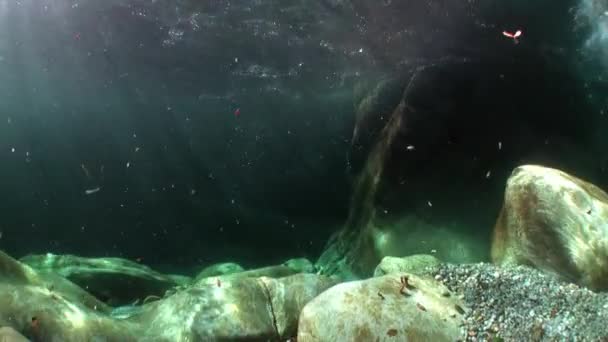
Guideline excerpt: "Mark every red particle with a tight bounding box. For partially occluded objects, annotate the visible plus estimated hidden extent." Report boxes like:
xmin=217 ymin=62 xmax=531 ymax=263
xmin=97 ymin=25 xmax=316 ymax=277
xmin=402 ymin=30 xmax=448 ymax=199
xmin=502 ymin=30 xmax=522 ymax=40
xmin=233 ymin=108 xmax=241 ymax=117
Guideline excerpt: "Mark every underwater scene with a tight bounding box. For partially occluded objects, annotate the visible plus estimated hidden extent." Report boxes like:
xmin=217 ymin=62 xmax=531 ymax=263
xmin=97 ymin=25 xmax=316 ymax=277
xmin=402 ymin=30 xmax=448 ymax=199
xmin=1 ymin=0 xmax=608 ymax=341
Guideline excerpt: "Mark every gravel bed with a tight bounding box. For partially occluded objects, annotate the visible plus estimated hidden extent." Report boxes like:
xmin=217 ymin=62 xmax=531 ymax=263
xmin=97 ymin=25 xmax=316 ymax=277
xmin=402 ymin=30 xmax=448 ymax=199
xmin=433 ymin=263 xmax=608 ymax=341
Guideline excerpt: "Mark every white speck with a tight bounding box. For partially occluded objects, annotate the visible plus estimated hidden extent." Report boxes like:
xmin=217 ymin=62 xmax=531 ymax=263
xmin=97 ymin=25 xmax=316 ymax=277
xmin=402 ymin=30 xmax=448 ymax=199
xmin=358 ymin=48 xmax=363 ymax=53
xmin=383 ymin=209 xmax=388 ymax=214
xmin=234 ymin=57 xmax=239 ymax=63
xmin=135 ymin=147 xmax=140 ymax=152
xmin=431 ymin=249 xmax=437 ymax=254
xmin=498 ymin=141 xmax=502 ymax=150
xmin=427 ymin=201 xmax=433 ymax=207
xmin=81 ymin=226 xmax=85 ymax=231
xmin=231 ymin=199 xmax=235 ymax=204
xmin=10 ymin=148 xmax=15 ymax=153
xmin=85 ymin=187 xmax=101 ymax=195
xmin=604 ymin=11 xmax=608 ymax=16
xmin=133 ymin=133 xmax=137 ymax=138
xmin=406 ymin=145 xmax=415 ymax=151
xmin=298 ymin=62 xmax=303 ymax=67
xmin=26 ymin=151 xmax=29 ymax=157
xmin=190 ymin=189 xmax=196 ymax=195
xmin=235 ymin=219 xmax=240 ymax=225
xmin=486 ymin=171 xmax=491 ymax=179
xmin=7 ymin=117 xmax=11 ymax=124
xmin=126 ymin=162 xmax=130 ymax=168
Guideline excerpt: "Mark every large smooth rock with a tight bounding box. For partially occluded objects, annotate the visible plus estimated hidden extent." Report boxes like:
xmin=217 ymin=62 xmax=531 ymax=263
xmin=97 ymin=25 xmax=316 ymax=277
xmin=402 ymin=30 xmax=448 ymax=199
xmin=195 ymin=265 xmax=300 ymax=285
xmin=193 ymin=258 xmax=314 ymax=284
xmin=262 ymin=274 xmax=337 ymax=338
xmin=297 ymin=273 xmax=465 ymax=341
xmin=20 ymin=254 xmax=179 ymax=306
xmin=132 ymin=273 xmax=337 ymax=341
xmin=374 ymin=254 xmax=441 ymax=277
xmin=492 ymin=165 xmax=608 ymax=290
xmin=0 ymin=327 xmax=29 ymax=342
xmin=0 ymin=251 xmax=139 ymax=341
xmin=283 ymin=258 xmax=316 ymax=274
xmin=0 ymin=251 xmax=110 ymax=314
xmin=2 ymin=249 xmax=335 ymax=341
xmin=194 ymin=262 xmax=245 ymax=282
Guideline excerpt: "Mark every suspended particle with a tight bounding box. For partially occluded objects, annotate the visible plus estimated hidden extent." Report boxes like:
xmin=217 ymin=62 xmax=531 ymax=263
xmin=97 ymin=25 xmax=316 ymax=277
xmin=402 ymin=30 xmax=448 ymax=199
xmin=85 ymin=187 xmax=101 ymax=195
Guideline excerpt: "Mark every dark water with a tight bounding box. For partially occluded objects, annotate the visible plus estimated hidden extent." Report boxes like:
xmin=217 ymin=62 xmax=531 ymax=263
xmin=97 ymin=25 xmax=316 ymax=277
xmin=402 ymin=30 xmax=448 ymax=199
xmin=0 ymin=0 xmax=606 ymax=272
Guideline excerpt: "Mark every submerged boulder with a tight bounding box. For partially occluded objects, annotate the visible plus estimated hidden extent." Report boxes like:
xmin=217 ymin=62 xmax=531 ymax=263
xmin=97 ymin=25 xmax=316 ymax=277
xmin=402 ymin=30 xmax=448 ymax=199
xmin=374 ymin=254 xmax=442 ymax=277
xmin=2 ymin=249 xmax=335 ymax=341
xmin=194 ymin=262 xmax=245 ymax=281
xmin=194 ymin=264 xmax=302 ymax=285
xmin=297 ymin=273 xmax=465 ymax=341
xmin=20 ymin=254 xmax=178 ymax=306
xmin=283 ymin=258 xmax=316 ymax=274
xmin=132 ymin=273 xmax=337 ymax=341
xmin=492 ymin=165 xmax=608 ymax=290
xmin=194 ymin=258 xmax=315 ymax=284
xmin=0 ymin=251 xmax=138 ymax=341
xmin=0 ymin=327 xmax=29 ymax=342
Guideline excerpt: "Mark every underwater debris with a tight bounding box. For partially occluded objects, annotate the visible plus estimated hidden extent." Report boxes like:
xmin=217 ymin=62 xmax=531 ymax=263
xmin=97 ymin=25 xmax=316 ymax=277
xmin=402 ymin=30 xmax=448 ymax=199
xmin=85 ymin=187 xmax=101 ymax=195
xmin=502 ymin=30 xmax=522 ymax=42
xmin=416 ymin=303 xmax=427 ymax=312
